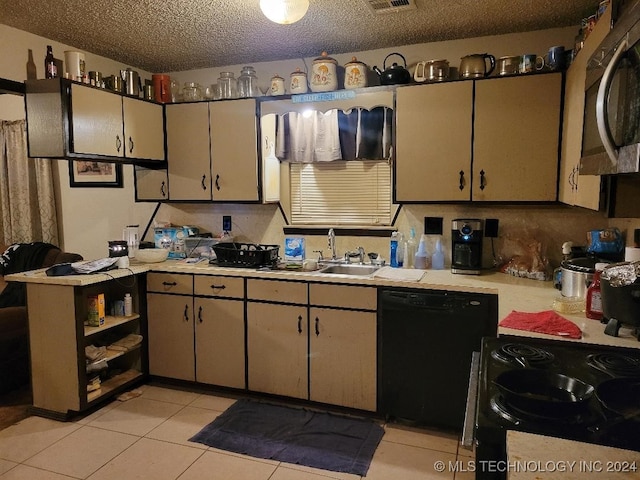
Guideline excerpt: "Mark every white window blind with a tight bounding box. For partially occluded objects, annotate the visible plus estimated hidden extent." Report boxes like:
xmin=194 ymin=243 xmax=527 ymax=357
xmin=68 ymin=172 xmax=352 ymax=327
xmin=290 ymin=160 xmax=391 ymax=225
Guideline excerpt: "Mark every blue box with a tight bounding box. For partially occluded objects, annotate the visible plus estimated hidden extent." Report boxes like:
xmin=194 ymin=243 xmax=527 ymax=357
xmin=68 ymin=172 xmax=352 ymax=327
xmin=284 ymin=237 xmax=305 ymax=261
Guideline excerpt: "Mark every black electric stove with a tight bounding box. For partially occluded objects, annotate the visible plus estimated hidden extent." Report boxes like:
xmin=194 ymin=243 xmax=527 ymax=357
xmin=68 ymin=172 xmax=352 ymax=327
xmin=474 ymin=335 xmax=640 ymax=480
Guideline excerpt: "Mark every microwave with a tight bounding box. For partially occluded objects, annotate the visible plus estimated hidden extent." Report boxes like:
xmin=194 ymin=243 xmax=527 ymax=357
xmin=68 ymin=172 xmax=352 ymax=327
xmin=581 ymin=0 xmax=640 ymax=175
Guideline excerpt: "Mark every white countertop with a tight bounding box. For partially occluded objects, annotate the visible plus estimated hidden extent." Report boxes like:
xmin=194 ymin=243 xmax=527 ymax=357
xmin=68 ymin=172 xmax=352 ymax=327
xmin=6 ymin=259 xmax=639 ymax=349
xmin=507 ymin=432 xmax=640 ymax=479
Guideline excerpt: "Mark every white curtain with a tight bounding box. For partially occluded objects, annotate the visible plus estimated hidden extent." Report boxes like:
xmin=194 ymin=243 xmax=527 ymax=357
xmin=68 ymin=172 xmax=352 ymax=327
xmin=0 ymin=119 xmax=59 ymax=245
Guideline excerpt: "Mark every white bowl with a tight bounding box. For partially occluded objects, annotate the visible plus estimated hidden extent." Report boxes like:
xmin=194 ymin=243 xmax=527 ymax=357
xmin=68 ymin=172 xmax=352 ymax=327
xmin=135 ymin=248 xmax=169 ymax=263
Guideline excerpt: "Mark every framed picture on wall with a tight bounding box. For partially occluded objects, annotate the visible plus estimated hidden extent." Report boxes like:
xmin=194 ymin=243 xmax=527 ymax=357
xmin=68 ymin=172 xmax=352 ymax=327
xmin=69 ymin=161 xmax=123 ymax=188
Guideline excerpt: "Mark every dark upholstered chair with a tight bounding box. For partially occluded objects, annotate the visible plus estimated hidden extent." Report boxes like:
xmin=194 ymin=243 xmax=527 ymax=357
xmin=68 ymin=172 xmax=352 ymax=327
xmin=0 ymin=242 xmax=83 ymax=393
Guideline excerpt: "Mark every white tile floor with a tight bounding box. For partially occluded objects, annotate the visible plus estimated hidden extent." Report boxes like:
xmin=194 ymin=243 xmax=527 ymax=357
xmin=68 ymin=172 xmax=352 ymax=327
xmin=0 ymin=385 xmax=475 ymax=479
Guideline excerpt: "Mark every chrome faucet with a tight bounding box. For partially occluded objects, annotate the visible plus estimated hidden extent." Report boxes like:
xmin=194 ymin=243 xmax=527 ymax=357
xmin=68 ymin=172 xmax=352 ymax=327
xmin=328 ymin=228 xmax=337 ymax=261
xmin=345 ymin=246 xmax=365 ymax=264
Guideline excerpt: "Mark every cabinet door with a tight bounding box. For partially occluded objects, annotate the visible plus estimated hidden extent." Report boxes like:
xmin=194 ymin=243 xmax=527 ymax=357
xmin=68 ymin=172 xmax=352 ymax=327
xmin=70 ymin=83 xmax=124 ymax=157
xmin=194 ymin=297 xmax=245 ymax=388
xmin=166 ymin=103 xmax=211 ymax=200
xmin=247 ymin=302 xmax=307 ymax=399
xmin=309 ymin=308 xmax=376 ymax=411
xmin=473 ymin=74 xmax=561 ymax=201
xmin=210 ymin=99 xmax=259 ymax=201
xmin=147 ymin=293 xmax=195 ymax=381
xmin=395 ymin=82 xmax=473 ymax=201
xmin=135 ymin=166 xmax=168 ymax=201
xmin=123 ymin=97 xmax=165 ymax=161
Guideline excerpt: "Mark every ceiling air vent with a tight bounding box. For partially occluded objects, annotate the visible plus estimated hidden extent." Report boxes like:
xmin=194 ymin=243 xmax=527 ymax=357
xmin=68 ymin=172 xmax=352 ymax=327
xmin=365 ymin=0 xmax=417 ymax=14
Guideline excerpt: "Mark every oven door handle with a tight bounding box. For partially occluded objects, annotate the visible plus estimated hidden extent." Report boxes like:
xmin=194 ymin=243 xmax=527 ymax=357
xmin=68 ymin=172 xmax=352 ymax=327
xmin=461 ymin=351 xmax=481 ymax=450
xmin=596 ymin=35 xmax=628 ymax=167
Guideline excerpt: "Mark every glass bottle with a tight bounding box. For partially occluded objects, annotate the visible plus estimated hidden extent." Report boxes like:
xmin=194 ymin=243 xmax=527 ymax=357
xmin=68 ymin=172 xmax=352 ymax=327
xmin=237 ymin=66 xmax=259 ymax=98
xmin=217 ymin=72 xmax=237 ymax=99
xmin=44 ymin=45 xmax=57 ymax=79
xmin=586 ymin=263 xmax=606 ymax=320
xmin=26 ymin=49 xmax=37 ymax=80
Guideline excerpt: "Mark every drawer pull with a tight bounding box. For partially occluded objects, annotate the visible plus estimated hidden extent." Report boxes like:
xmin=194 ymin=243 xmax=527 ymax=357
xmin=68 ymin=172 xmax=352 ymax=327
xmin=201 ymin=174 xmax=207 ymax=191
xmin=198 ymin=305 xmax=203 ymax=323
xmin=162 ymin=281 xmax=177 ymax=286
xmin=479 ymin=169 xmax=486 ymax=191
xmin=115 ymin=134 xmax=122 ymax=152
xmin=297 ymin=315 xmax=302 ymax=334
xmin=160 ymin=181 xmax=166 ymax=197
xmin=128 ymin=136 xmax=134 ymax=154
xmin=459 ymin=170 xmax=465 ymax=191
xmin=210 ymin=284 xmax=226 ymax=290
xmin=315 ymin=317 xmax=320 ymax=336
xmin=183 ymin=304 xmax=189 ymax=322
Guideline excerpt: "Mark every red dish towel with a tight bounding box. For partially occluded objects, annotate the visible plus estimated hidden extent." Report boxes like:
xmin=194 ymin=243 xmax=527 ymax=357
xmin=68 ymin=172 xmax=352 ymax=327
xmin=499 ymin=310 xmax=582 ymax=339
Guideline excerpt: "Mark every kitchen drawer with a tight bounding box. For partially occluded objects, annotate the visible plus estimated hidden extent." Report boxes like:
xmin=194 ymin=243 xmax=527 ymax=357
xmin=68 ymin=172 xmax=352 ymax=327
xmin=194 ymin=275 xmax=244 ymax=299
xmin=309 ymin=283 xmax=377 ymax=311
xmin=247 ymin=279 xmax=307 ymax=305
xmin=147 ymin=272 xmax=193 ymax=295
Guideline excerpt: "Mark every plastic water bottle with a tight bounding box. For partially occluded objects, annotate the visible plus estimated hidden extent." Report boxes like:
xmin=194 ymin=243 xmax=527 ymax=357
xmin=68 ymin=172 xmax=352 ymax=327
xmin=390 ymin=232 xmax=399 ymax=268
xmin=414 ymin=234 xmax=428 ymax=269
xmin=405 ymin=228 xmax=417 ymax=268
xmin=432 ymin=238 xmax=445 ymax=270
xmin=396 ymin=232 xmax=404 ymax=268
xmin=124 ymin=293 xmax=133 ymax=316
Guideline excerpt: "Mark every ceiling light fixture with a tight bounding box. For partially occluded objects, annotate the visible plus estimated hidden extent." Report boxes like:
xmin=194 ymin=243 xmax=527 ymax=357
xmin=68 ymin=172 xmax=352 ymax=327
xmin=259 ymin=0 xmax=309 ymax=25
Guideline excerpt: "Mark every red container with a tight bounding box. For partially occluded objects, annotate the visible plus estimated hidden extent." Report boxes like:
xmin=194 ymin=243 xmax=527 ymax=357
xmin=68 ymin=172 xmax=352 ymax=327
xmin=152 ymin=74 xmax=171 ymax=103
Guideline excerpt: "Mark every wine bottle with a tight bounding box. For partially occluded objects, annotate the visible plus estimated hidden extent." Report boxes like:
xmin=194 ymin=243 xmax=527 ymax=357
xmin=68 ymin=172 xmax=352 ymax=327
xmin=26 ymin=49 xmax=37 ymax=80
xmin=44 ymin=45 xmax=57 ymax=79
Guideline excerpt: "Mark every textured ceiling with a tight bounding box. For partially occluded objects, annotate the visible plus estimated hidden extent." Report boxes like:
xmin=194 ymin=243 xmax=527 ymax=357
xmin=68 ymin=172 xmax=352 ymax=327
xmin=0 ymin=0 xmax=601 ymax=73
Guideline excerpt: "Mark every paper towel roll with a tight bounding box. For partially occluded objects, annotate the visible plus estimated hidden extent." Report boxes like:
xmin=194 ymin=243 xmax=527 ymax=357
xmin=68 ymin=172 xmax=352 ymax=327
xmin=625 ymin=247 xmax=640 ymax=262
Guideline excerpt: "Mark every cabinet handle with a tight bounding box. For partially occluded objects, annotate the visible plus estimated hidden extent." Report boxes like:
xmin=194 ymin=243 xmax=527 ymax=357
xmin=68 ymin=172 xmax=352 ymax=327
xmin=210 ymin=284 xmax=226 ymax=290
xmin=183 ymin=304 xmax=189 ymax=322
xmin=459 ymin=170 xmax=465 ymax=191
xmin=116 ymin=134 xmax=122 ymax=152
xmin=315 ymin=317 xmax=319 ymax=336
xmin=160 ymin=181 xmax=166 ymax=197
xmin=198 ymin=305 xmax=203 ymax=323
xmin=128 ymin=136 xmax=134 ymax=154
xmin=297 ymin=315 xmax=302 ymax=334
xmin=215 ymin=174 xmax=221 ymax=191
xmin=479 ymin=170 xmax=486 ymax=191
xmin=162 ymin=281 xmax=177 ymax=286
xmin=201 ymin=175 xmax=207 ymax=191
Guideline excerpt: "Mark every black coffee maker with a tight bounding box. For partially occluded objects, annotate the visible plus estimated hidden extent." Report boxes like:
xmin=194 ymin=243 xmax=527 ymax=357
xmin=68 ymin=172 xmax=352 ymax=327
xmin=451 ymin=219 xmax=483 ymax=274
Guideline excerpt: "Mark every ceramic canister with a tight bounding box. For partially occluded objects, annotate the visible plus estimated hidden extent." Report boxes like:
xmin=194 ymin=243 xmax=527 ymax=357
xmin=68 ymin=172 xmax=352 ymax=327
xmin=344 ymin=57 xmax=368 ymax=89
xmin=270 ymin=74 xmax=286 ymax=96
xmin=290 ymin=68 xmax=308 ymax=94
xmin=310 ymin=51 xmax=338 ymax=92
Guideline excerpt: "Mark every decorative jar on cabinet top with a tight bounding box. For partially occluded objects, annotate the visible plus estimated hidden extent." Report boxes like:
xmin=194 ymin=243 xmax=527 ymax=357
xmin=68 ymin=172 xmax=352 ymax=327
xmin=270 ymin=74 xmax=286 ymax=95
xmin=344 ymin=57 xmax=368 ymax=89
xmin=310 ymin=51 xmax=338 ymax=92
xmin=290 ymin=68 xmax=308 ymax=94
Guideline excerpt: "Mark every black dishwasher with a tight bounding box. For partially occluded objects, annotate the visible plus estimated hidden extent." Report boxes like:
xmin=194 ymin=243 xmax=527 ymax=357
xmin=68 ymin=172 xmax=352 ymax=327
xmin=378 ymin=288 xmax=498 ymax=430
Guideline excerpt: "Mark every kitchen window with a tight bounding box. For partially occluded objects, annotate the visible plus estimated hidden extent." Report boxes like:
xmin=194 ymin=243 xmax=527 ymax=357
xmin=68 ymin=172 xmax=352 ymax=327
xmin=289 ymin=160 xmax=391 ymax=225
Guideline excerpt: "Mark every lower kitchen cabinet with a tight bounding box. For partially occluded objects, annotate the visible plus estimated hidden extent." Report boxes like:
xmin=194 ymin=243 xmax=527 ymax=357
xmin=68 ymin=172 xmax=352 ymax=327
xmin=194 ymin=274 xmax=245 ymax=388
xmin=309 ymin=307 xmax=376 ymax=411
xmin=146 ymin=272 xmax=195 ymax=381
xmin=247 ymin=301 xmax=308 ymax=399
xmin=147 ymin=292 xmax=195 ymax=381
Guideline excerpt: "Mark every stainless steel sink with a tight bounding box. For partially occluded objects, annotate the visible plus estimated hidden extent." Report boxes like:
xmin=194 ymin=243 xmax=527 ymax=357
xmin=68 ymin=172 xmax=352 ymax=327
xmin=317 ymin=264 xmax=380 ymax=276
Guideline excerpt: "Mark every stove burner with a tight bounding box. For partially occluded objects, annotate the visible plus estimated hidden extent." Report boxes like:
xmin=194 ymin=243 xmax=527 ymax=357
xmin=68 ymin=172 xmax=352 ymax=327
xmin=491 ymin=343 xmax=555 ymax=368
xmin=587 ymin=353 xmax=640 ymax=377
xmin=490 ymin=394 xmax=593 ymax=426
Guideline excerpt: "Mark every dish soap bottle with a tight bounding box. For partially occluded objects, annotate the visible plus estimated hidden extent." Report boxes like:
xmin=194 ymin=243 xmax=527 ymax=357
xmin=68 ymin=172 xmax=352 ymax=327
xmin=124 ymin=293 xmax=133 ymax=316
xmin=396 ymin=232 xmax=405 ymax=268
xmin=431 ymin=238 xmax=445 ymax=270
xmin=390 ymin=231 xmax=399 ymax=268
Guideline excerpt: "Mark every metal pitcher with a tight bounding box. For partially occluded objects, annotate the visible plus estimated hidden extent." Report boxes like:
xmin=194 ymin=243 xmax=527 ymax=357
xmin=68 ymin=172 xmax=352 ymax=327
xmin=121 ymin=68 xmax=140 ymax=96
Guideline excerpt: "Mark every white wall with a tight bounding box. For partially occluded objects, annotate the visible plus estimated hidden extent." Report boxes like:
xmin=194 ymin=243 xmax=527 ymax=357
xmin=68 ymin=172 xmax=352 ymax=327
xmin=0 ymin=24 xmax=158 ymax=259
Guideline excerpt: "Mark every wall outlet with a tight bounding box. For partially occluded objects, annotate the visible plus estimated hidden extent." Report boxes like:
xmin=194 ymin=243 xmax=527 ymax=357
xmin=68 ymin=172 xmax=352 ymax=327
xmin=485 ymin=218 xmax=499 ymax=238
xmin=425 ymin=217 xmax=443 ymax=235
xmin=222 ymin=215 xmax=232 ymax=232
